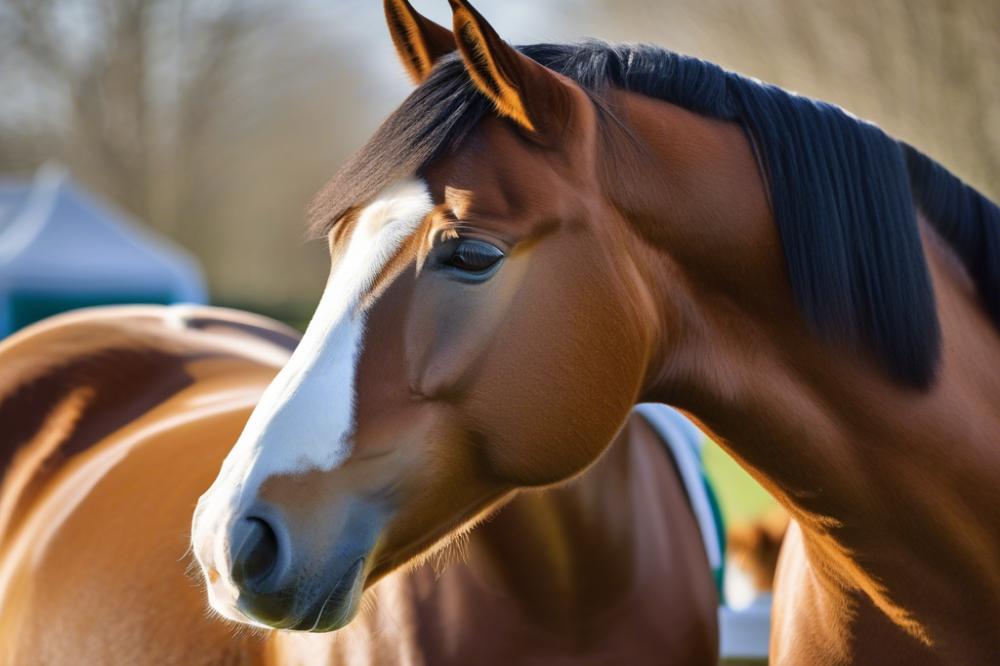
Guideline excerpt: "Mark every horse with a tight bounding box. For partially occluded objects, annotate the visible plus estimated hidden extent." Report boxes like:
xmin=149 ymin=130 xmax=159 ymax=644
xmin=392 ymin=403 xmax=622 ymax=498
xmin=186 ymin=1 xmax=999 ymax=663
xmin=0 ymin=305 xmax=721 ymax=664
xmin=727 ymin=507 xmax=788 ymax=599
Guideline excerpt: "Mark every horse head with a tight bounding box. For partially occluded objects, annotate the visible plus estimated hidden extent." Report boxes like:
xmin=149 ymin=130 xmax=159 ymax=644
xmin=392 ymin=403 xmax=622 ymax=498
xmin=191 ymin=0 xmax=660 ymax=631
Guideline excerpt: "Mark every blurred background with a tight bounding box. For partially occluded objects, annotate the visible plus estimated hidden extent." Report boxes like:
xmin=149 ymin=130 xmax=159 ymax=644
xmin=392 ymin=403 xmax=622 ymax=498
xmin=1 ymin=0 xmax=997 ymax=530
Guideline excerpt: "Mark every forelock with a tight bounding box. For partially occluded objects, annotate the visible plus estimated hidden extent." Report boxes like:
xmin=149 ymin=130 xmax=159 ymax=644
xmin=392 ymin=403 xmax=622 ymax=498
xmin=307 ymin=53 xmax=490 ymax=239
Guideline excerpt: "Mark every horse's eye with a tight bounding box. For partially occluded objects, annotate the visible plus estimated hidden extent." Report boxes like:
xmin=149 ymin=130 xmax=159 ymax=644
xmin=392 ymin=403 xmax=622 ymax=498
xmin=444 ymin=240 xmax=504 ymax=274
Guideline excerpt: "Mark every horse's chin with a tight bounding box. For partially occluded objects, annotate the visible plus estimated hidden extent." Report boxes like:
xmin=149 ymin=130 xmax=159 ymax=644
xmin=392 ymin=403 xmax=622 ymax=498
xmin=291 ymin=557 xmax=367 ymax=632
xmin=236 ymin=556 xmax=367 ymax=633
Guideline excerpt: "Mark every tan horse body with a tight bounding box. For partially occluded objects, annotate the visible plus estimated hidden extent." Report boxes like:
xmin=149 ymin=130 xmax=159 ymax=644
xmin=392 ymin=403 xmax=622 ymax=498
xmin=0 ymin=307 xmax=717 ymax=665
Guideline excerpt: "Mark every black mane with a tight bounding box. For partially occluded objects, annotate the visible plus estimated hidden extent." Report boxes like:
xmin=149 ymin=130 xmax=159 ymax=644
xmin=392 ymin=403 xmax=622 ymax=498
xmin=311 ymin=41 xmax=1000 ymax=388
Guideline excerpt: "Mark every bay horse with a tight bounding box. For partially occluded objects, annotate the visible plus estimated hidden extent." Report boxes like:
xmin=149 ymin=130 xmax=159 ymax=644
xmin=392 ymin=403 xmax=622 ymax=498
xmin=184 ymin=1 xmax=998 ymax=663
xmin=0 ymin=304 xmax=720 ymax=664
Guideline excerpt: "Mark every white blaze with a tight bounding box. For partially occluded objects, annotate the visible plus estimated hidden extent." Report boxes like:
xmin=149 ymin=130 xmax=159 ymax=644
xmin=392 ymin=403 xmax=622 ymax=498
xmin=192 ymin=178 xmax=432 ymax=606
xmin=229 ymin=178 xmax=431 ymax=483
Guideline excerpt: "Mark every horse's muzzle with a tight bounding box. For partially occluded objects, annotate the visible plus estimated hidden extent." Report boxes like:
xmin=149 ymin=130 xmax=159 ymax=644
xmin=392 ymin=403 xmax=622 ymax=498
xmin=220 ymin=499 xmax=379 ymax=631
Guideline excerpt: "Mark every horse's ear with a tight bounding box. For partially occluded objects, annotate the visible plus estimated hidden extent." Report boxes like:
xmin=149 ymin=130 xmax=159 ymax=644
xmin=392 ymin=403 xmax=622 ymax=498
xmin=447 ymin=0 xmax=572 ymax=141
xmin=384 ymin=0 xmax=456 ymax=84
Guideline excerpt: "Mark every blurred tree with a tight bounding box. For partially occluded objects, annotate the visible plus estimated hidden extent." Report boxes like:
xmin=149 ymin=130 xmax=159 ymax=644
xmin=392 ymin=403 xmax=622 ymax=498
xmin=2 ymin=0 xmax=257 ymax=228
xmin=584 ymin=0 xmax=999 ymax=199
xmin=0 ymin=0 xmax=375 ymax=313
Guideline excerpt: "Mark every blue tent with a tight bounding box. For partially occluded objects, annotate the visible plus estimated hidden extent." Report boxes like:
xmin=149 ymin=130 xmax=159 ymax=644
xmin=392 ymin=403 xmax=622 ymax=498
xmin=0 ymin=165 xmax=206 ymax=337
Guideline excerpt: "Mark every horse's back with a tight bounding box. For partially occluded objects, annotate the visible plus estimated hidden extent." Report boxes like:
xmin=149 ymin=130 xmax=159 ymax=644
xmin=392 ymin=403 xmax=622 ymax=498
xmin=0 ymin=306 xmax=295 ymax=665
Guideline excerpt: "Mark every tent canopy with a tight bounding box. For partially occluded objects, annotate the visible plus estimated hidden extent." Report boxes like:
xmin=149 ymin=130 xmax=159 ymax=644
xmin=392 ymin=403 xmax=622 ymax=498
xmin=0 ymin=165 xmax=206 ymax=336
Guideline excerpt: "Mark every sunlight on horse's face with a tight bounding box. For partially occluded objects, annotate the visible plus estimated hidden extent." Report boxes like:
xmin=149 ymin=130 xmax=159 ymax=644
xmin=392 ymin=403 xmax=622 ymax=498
xmin=191 ymin=115 xmax=652 ymax=632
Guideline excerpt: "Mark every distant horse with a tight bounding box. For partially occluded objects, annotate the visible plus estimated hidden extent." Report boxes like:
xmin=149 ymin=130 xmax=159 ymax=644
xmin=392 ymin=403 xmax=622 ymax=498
xmin=188 ymin=1 xmax=998 ymax=663
xmin=0 ymin=306 xmax=720 ymax=664
xmin=727 ymin=508 xmax=788 ymax=597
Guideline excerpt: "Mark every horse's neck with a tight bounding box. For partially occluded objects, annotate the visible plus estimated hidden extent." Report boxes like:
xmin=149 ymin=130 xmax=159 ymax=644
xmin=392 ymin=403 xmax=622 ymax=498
xmin=656 ymin=218 xmax=1000 ymax=556
xmin=657 ymin=227 xmax=1000 ymax=660
xmin=457 ymin=419 xmax=644 ymax=624
xmin=623 ymin=90 xmax=1000 ymax=655
xmin=415 ymin=416 xmax=657 ymax=632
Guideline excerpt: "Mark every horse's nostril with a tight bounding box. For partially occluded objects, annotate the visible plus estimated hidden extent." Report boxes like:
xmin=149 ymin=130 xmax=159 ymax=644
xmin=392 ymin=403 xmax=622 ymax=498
xmin=230 ymin=517 xmax=279 ymax=591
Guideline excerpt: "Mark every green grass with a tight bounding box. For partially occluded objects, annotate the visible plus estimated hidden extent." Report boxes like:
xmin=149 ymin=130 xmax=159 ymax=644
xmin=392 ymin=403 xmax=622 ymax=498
xmin=702 ymin=438 xmax=777 ymax=525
